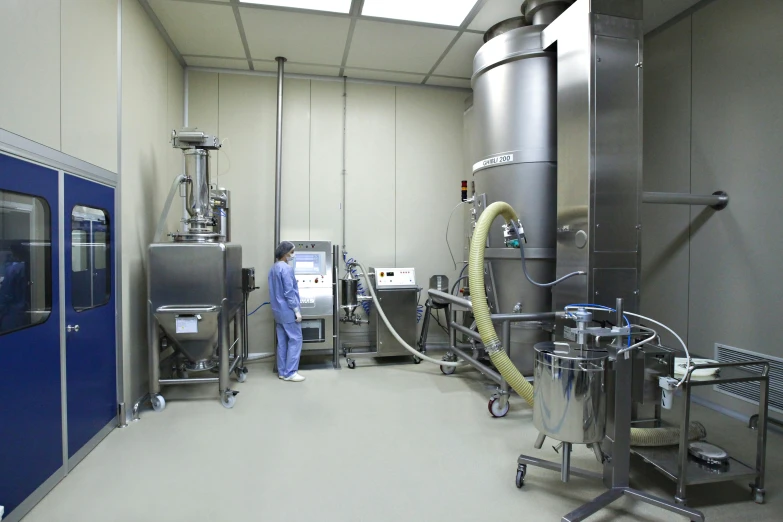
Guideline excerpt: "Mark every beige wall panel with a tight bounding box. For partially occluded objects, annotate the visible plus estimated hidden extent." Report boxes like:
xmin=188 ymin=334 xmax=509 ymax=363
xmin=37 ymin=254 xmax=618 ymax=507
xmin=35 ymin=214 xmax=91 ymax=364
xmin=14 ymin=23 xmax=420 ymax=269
xmin=344 ymin=83 xmax=396 ymax=269
xmin=121 ymin=0 xmax=174 ymax=403
xmin=309 ymin=81 xmax=344 ymax=247
xmin=61 ymin=0 xmax=118 ymax=172
xmin=0 ymin=0 xmax=61 ymax=149
xmin=280 ymin=79 xmax=312 ymax=241
xmin=395 ymin=87 xmax=466 ymax=327
xmin=640 ymin=18 xmax=691 ymax=347
xmin=216 ymin=73 xmax=278 ymax=347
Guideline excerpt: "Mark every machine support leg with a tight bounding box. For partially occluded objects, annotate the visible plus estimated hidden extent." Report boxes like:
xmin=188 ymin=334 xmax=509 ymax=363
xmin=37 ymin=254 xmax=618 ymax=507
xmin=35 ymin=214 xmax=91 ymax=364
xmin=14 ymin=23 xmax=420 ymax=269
xmin=234 ymin=311 xmax=244 ymax=372
xmin=219 ymin=310 xmax=230 ymax=396
xmin=561 ymin=442 xmax=572 ymax=482
xmin=675 ymin=382 xmax=692 ymax=503
xmin=608 ymin=298 xmax=631 ymax=488
xmin=517 ymin=454 xmax=602 ymax=481
xmin=417 ymin=299 xmax=433 ymax=352
xmin=499 ymin=319 xmax=511 ymax=408
xmin=753 ymin=371 xmax=769 ymax=502
xmin=148 ymin=304 xmax=161 ymax=395
xmin=333 ymin=245 xmax=341 ymax=369
xmin=561 ymin=489 xmax=623 ymax=522
xmin=448 ymin=304 xmax=456 ymax=351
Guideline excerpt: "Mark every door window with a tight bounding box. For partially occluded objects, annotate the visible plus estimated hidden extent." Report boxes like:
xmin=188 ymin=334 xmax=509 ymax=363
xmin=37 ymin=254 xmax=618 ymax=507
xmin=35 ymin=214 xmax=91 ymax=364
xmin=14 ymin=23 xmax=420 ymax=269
xmin=71 ymin=205 xmax=111 ymax=312
xmin=0 ymin=190 xmax=52 ymax=335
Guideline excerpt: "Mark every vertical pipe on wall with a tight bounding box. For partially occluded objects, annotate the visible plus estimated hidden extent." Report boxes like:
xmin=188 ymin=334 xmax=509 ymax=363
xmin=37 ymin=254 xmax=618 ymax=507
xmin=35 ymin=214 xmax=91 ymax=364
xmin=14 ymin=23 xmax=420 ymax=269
xmin=183 ymin=68 xmax=189 ymax=127
xmin=273 ymin=57 xmax=286 ymax=248
xmin=181 ymin=68 xmax=190 ymax=233
xmin=342 ymin=75 xmax=347 ymax=249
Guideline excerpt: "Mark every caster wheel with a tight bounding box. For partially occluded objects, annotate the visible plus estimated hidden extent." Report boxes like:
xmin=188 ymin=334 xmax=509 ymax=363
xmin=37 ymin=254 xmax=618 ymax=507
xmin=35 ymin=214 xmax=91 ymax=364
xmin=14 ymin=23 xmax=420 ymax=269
xmin=347 ymin=360 xmax=356 ymax=369
xmin=489 ymin=396 xmax=510 ymax=418
xmin=516 ymin=465 xmax=526 ymax=488
xmin=151 ymin=395 xmax=166 ymax=412
xmin=754 ymin=490 xmax=765 ymax=504
xmin=413 ymin=356 xmax=422 ymax=364
xmin=236 ymin=371 xmax=247 ymax=383
xmin=440 ymin=364 xmax=456 ymax=375
xmin=221 ymin=393 xmax=236 ymax=409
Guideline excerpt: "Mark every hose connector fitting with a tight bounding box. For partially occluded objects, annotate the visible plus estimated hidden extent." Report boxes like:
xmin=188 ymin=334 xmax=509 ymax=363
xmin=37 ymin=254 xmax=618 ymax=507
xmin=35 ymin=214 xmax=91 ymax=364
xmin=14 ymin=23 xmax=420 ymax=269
xmin=503 ymin=219 xmax=525 ymax=247
xmin=485 ymin=339 xmax=503 ymax=354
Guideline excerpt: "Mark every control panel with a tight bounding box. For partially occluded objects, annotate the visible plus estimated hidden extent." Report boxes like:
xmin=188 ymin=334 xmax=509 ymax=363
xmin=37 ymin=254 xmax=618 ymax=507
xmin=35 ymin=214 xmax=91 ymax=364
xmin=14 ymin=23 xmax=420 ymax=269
xmin=374 ymin=267 xmax=416 ymax=289
xmin=289 ymin=240 xmax=334 ymax=351
xmin=242 ymin=267 xmax=257 ymax=293
xmin=296 ymin=275 xmax=330 ymax=287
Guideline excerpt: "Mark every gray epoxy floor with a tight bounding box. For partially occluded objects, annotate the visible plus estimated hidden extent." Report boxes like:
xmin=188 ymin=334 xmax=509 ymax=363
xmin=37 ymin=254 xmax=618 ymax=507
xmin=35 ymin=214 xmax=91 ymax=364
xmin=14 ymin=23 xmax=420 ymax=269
xmin=24 ymin=357 xmax=782 ymax=522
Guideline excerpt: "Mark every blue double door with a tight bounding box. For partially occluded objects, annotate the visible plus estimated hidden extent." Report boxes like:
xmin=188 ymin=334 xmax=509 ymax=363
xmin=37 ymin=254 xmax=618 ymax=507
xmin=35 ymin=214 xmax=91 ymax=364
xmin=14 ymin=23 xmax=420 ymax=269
xmin=0 ymin=153 xmax=117 ymax=519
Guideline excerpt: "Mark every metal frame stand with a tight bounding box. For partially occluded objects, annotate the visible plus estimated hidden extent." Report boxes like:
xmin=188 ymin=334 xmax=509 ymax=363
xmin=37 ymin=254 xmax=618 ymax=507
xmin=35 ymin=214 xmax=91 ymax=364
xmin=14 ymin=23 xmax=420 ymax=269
xmin=427 ymin=289 xmax=553 ymax=417
xmin=631 ymin=360 xmax=769 ymax=506
xmin=516 ymin=299 xmax=705 ymax=522
xmin=134 ymin=302 xmax=244 ymax=418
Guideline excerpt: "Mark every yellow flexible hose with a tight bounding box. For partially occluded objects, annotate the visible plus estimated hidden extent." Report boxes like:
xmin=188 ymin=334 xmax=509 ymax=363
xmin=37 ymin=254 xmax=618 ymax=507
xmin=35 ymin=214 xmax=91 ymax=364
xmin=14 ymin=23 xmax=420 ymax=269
xmin=469 ymin=201 xmax=705 ymax=446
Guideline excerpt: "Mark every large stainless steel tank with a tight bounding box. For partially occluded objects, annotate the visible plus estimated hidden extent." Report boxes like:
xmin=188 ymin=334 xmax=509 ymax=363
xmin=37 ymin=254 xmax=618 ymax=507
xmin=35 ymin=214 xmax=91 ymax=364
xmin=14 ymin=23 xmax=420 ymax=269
xmin=471 ymin=23 xmax=557 ymax=374
xmin=148 ymin=242 xmax=243 ymax=370
xmin=533 ymin=341 xmax=608 ymax=444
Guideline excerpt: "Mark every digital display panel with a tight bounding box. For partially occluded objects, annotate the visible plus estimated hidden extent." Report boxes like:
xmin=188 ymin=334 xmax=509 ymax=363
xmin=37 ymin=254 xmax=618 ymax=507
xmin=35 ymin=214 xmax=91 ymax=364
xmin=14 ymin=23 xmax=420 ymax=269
xmin=294 ymin=252 xmax=325 ymax=275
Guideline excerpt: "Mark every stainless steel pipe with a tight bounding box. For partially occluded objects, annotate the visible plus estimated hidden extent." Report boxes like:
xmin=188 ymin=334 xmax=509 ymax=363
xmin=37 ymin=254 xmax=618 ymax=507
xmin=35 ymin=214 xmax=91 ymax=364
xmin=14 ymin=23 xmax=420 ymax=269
xmin=159 ymin=378 xmax=219 ymax=385
xmin=490 ymin=312 xmax=560 ymax=322
xmin=450 ymin=322 xmax=482 ymax=342
xmin=428 ymin=289 xmax=471 ymax=309
xmin=245 ymin=352 xmax=275 ymax=362
xmin=642 ymin=191 xmax=728 ymax=210
xmin=450 ymin=345 xmax=503 ymax=384
xmin=273 ymin=56 xmax=286 ymax=247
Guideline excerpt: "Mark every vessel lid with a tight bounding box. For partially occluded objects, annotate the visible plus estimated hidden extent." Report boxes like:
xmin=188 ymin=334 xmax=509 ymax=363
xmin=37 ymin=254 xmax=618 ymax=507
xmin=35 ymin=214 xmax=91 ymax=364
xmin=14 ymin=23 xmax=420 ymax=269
xmin=688 ymin=441 xmax=729 ymax=465
xmin=534 ymin=341 xmax=609 ymax=361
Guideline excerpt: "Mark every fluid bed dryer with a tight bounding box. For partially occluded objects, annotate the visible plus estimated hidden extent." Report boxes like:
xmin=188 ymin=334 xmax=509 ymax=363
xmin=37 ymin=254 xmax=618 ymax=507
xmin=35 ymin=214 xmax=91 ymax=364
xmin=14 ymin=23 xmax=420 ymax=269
xmin=423 ymin=1 xmax=770 ymax=520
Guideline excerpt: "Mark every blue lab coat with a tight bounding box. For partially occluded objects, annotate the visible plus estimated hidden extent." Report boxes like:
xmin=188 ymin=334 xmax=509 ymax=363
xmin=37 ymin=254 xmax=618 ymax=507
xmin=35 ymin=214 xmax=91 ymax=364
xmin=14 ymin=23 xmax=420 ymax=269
xmin=268 ymin=260 xmax=303 ymax=378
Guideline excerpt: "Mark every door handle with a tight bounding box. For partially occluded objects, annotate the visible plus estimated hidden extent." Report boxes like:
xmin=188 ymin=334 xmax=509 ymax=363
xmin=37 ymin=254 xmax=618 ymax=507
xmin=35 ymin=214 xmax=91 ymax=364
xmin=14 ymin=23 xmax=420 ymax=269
xmin=67 ymin=324 xmax=80 ymax=333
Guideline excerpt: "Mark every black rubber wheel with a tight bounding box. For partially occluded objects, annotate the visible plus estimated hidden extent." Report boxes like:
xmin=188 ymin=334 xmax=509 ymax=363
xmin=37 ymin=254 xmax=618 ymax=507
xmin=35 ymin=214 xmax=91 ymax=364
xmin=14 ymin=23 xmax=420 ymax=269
xmin=440 ymin=364 xmax=456 ymax=375
xmin=347 ymin=360 xmax=356 ymax=369
xmin=413 ymin=356 xmax=422 ymax=364
xmin=516 ymin=468 xmax=525 ymax=488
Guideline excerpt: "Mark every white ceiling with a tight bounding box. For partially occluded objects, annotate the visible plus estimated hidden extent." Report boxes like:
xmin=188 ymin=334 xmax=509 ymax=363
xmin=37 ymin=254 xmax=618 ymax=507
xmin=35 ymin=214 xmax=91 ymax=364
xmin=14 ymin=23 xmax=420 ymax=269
xmin=143 ymin=0 xmax=705 ymax=89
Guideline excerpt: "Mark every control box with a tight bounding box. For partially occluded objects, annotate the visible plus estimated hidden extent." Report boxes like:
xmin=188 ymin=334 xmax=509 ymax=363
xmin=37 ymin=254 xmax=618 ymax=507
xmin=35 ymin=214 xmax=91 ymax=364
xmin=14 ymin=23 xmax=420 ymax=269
xmin=242 ymin=267 xmax=256 ymax=293
xmin=374 ymin=267 xmax=416 ymax=289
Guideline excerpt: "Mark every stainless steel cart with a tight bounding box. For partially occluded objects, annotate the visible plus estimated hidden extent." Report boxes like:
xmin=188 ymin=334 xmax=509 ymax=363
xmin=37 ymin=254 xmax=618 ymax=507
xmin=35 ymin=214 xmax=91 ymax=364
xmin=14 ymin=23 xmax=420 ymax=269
xmin=631 ymin=359 xmax=770 ymax=505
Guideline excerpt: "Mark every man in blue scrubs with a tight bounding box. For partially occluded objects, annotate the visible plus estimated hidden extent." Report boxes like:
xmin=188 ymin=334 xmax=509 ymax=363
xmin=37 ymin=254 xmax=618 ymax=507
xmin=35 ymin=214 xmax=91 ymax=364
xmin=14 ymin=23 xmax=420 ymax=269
xmin=268 ymin=241 xmax=305 ymax=382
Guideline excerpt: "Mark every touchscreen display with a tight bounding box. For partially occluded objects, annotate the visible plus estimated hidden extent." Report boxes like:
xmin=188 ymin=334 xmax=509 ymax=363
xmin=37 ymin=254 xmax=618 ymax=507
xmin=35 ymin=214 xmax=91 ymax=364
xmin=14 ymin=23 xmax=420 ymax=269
xmin=294 ymin=252 xmax=324 ymax=274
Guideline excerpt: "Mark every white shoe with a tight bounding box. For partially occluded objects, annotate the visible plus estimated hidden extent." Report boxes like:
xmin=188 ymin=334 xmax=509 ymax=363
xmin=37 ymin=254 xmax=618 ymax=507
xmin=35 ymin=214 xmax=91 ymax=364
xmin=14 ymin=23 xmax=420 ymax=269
xmin=278 ymin=375 xmax=285 ymax=380
xmin=283 ymin=372 xmax=305 ymax=382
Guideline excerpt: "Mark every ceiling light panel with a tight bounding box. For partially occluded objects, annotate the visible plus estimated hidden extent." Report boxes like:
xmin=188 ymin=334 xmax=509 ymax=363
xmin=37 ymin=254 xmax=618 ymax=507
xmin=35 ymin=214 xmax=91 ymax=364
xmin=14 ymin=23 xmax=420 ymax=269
xmin=240 ymin=1 xmax=352 ymax=14
xmin=362 ymin=0 xmax=479 ymax=27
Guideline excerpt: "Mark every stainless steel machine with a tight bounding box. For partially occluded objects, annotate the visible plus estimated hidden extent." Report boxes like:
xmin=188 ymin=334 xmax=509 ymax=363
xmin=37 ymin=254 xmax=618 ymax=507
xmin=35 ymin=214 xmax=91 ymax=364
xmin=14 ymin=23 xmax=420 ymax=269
xmin=291 ymin=240 xmax=335 ymax=354
xmin=144 ymin=129 xmax=247 ymax=410
xmin=423 ymin=1 xmax=767 ymax=519
xmin=341 ymin=265 xmax=420 ymax=369
xmin=469 ymin=1 xmax=559 ymax=376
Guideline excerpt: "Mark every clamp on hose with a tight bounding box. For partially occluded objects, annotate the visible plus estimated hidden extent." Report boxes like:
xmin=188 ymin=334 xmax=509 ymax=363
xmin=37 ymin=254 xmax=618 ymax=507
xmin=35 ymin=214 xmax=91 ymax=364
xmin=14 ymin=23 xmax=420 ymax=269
xmin=485 ymin=339 xmax=503 ymax=354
